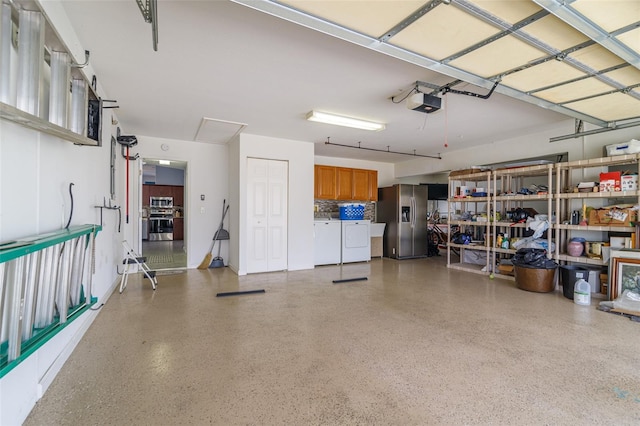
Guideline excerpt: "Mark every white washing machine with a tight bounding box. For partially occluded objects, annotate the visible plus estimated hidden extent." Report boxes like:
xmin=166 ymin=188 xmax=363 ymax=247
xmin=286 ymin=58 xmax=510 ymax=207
xmin=314 ymin=220 xmax=342 ymax=265
xmin=341 ymin=220 xmax=371 ymax=263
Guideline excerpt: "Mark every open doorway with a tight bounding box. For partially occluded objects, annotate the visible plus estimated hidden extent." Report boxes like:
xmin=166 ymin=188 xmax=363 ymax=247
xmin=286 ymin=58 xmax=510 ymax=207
xmin=140 ymin=159 xmax=187 ymax=270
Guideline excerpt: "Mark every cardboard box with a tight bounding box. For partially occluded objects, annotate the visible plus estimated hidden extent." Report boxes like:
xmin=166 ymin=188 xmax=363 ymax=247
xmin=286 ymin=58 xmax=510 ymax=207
xmin=498 ymin=258 xmax=514 ymax=276
xmin=449 ymin=168 xmax=489 ymax=177
xmin=599 ymin=171 xmax=621 ymax=192
xmin=621 ymin=174 xmax=638 ymax=191
xmin=497 ymin=264 xmax=514 ymax=275
xmin=588 ymin=207 xmax=635 ymax=226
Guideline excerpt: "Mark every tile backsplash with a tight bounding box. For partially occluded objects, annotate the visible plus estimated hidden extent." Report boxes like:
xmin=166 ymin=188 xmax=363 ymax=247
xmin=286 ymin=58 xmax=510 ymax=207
xmin=314 ymin=199 xmax=376 ymax=221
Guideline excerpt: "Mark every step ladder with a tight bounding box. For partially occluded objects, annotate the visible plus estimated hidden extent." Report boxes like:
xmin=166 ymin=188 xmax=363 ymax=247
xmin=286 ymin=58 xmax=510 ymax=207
xmin=118 ymin=240 xmax=157 ymax=293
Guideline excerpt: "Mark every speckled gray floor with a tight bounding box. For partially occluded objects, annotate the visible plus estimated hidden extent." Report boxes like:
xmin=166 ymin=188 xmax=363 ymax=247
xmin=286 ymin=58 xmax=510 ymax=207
xmin=24 ymin=257 xmax=640 ymax=425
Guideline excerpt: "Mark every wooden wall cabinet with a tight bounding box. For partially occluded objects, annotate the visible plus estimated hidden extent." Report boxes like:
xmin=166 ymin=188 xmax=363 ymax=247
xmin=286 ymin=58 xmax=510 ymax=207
xmin=143 ymin=184 xmax=184 ymax=205
xmin=352 ymin=168 xmax=370 ymax=201
xmin=368 ymin=170 xmax=378 ymax=201
xmin=172 ymin=186 xmax=184 ymax=207
xmin=314 ymin=165 xmax=378 ymax=201
xmin=336 ymin=167 xmax=354 ymax=200
xmin=142 ymin=185 xmax=151 ymax=206
xmin=314 ymin=165 xmax=337 ymax=199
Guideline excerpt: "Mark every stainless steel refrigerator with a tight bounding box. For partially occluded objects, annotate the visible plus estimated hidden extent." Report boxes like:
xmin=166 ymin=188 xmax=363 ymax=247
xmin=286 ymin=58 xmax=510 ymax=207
xmin=377 ymin=184 xmax=428 ymax=259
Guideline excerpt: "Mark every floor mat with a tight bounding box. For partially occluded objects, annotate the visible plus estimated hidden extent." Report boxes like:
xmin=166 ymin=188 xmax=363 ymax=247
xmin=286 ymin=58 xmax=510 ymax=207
xmin=148 ymin=255 xmax=174 ymax=264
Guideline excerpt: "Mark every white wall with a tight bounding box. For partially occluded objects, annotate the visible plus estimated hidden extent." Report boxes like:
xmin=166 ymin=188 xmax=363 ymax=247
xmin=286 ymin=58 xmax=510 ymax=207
xmin=133 ymin=136 xmax=229 ymax=268
xmin=394 ymin=119 xmax=640 ymax=178
xmin=0 ymin=99 xmax=230 ymax=426
xmin=0 ymin=116 xmax=123 ymax=425
xmin=230 ymin=134 xmax=315 ymax=275
xmin=314 ymin=155 xmax=396 ymax=187
xmin=0 ymin=3 xmax=127 ymax=422
xmin=228 ymin=135 xmax=241 ymax=272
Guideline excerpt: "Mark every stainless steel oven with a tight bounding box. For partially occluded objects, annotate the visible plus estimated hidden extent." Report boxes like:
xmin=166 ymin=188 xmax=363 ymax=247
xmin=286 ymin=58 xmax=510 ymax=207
xmin=149 ymin=208 xmax=174 ymax=241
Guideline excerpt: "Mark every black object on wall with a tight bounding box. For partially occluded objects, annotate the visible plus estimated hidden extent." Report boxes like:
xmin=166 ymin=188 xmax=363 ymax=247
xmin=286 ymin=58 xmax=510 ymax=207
xmin=421 ymin=183 xmax=448 ymax=200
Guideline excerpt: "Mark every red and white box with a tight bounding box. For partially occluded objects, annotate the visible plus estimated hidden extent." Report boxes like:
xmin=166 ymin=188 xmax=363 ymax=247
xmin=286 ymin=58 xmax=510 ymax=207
xmin=599 ymin=171 xmax=621 ymax=192
xmin=621 ymin=174 xmax=638 ymax=191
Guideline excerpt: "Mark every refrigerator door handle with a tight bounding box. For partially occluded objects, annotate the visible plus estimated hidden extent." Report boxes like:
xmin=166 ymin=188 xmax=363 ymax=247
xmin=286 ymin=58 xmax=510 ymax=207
xmin=411 ymin=197 xmax=416 ymax=228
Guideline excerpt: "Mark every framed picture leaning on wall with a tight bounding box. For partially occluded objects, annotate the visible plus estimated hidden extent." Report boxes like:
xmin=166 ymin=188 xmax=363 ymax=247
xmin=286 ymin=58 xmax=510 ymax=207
xmin=609 ymin=248 xmax=640 ymax=300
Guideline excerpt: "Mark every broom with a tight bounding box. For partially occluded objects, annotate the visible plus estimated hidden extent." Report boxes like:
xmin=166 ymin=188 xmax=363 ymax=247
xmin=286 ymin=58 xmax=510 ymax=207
xmin=197 ymin=229 xmax=220 ymax=269
xmin=198 ymin=200 xmax=226 ymax=269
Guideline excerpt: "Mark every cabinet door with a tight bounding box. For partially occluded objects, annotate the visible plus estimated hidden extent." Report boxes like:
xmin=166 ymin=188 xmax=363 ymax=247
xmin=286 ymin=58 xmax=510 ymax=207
xmin=173 ymin=218 xmax=184 ymax=240
xmin=161 ymin=185 xmax=172 ymax=198
xmin=148 ymin=185 xmax=158 ymax=198
xmin=336 ymin=167 xmax=353 ymax=200
xmin=142 ymin=184 xmax=151 ymax=207
xmin=150 ymin=184 xmax=171 ymax=198
xmin=172 ymin=185 xmax=184 ymax=207
xmin=368 ymin=170 xmax=378 ymax=201
xmin=352 ymin=168 xmax=369 ymax=201
xmin=314 ymin=165 xmax=337 ymax=199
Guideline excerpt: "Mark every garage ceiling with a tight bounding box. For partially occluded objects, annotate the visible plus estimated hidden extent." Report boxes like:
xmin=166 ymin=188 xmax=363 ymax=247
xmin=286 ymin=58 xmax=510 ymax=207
xmin=239 ymin=0 xmax=640 ymax=126
xmin=49 ymin=0 xmax=640 ymax=164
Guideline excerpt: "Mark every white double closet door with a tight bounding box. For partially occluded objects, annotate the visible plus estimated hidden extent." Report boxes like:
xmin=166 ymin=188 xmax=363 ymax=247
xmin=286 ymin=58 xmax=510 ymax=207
xmin=246 ymin=158 xmax=288 ymax=273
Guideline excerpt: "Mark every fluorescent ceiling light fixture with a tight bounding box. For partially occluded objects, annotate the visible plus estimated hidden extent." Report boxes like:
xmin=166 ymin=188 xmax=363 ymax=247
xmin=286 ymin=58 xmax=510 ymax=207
xmin=306 ymin=111 xmax=385 ymax=131
xmin=158 ymin=160 xmax=171 ymax=165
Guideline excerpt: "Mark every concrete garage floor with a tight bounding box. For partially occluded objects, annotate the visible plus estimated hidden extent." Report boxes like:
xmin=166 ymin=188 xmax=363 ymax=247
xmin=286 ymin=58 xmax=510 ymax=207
xmin=24 ymin=257 xmax=640 ymax=425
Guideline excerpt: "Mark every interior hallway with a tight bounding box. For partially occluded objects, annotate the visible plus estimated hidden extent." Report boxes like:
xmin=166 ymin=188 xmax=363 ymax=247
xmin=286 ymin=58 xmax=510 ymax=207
xmin=24 ymin=257 xmax=639 ymax=425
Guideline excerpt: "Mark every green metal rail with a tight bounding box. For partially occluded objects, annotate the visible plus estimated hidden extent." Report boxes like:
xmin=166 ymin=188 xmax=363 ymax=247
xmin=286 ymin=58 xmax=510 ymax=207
xmin=0 ymin=224 xmax=101 ymax=377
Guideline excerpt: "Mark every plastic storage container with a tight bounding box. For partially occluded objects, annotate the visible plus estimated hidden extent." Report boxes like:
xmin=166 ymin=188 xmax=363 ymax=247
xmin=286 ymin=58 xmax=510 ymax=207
xmin=606 ymin=139 xmax=640 ymax=156
xmin=339 ymin=203 xmax=365 ymax=220
xmin=560 ymin=265 xmax=589 ymax=300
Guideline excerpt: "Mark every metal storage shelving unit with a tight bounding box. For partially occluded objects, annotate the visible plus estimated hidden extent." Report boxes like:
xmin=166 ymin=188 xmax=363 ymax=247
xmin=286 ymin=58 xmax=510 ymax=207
xmin=492 ymin=163 xmax=555 ymax=280
xmin=555 ymin=154 xmax=640 ymax=270
xmin=447 ymin=153 xmax=640 ymax=286
xmin=447 ymin=171 xmax=492 ymax=275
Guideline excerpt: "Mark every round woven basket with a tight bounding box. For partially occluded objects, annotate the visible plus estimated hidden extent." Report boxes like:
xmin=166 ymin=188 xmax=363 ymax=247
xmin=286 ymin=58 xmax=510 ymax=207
xmin=514 ymin=265 xmax=557 ymax=293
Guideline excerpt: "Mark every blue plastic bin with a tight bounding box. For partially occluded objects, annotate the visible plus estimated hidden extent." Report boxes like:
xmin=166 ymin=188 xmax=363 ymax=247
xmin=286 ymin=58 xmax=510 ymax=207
xmin=339 ymin=203 xmax=365 ymax=220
